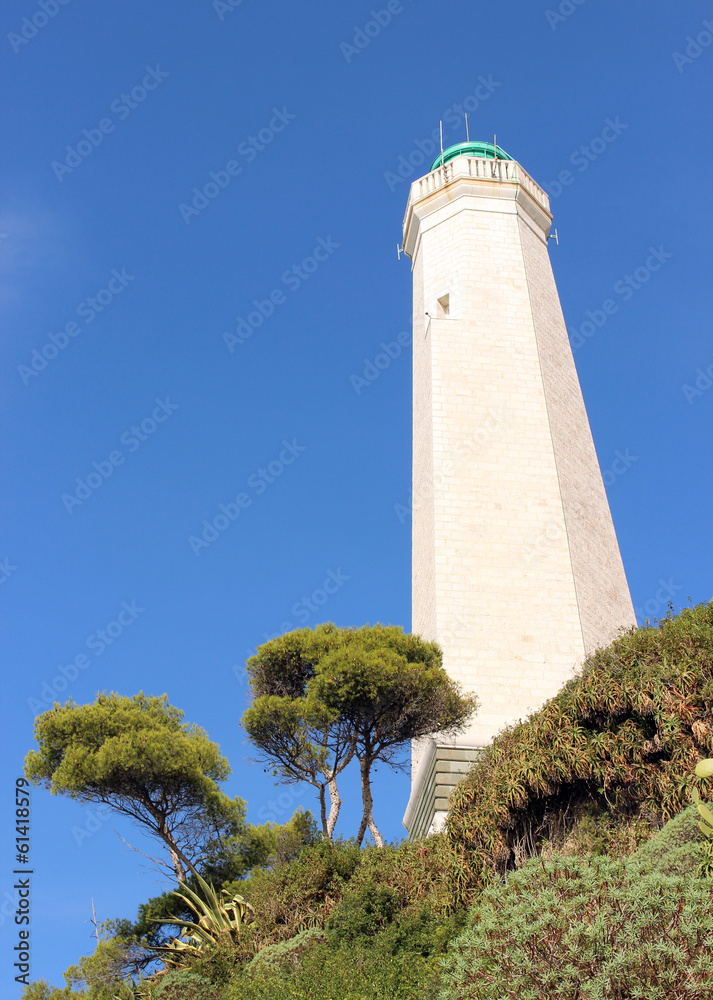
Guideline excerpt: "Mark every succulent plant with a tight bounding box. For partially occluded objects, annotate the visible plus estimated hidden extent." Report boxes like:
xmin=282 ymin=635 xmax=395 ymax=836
xmin=151 ymin=870 xmax=254 ymax=967
xmin=693 ymin=757 xmax=713 ymax=872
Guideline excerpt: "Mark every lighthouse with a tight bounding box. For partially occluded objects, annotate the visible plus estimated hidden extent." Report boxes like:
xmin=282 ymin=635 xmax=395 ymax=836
xmin=402 ymin=141 xmax=636 ymax=839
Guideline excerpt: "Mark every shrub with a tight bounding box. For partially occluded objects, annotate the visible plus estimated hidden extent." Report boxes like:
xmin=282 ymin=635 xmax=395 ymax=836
xmin=327 ymin=884 xmax=400 ymax=940
xmin=629 ymin=802 xmax=703 ymax=876
xmin=227 ymin=936 xmax=443 ymax=1000
xmin=150 ymin=970 xmax=218 ymax=998
xmin=236 ymin=833 xmax=458 ymax=954
xmin=245 ymin=927 xmax=326 ymax=973
xmin=235 ymin=837 xmax=363 ymax=952
xmin=447 ymin=601 xmax=713 ymax=895
xmin=439 ymin=806 xmax=713 ymax=1000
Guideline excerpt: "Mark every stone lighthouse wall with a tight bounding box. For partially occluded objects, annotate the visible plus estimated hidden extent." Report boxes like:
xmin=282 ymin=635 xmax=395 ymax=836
xmin=402 ymin=157 xmax=635 ymax=837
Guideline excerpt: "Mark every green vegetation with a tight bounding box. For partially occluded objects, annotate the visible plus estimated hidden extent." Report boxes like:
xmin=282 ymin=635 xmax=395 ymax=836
xmin=447 ymin=600 xmax=713 ymax=899
xmin=22 ymin=605 xmax=713 ymax=999
xmin=152 ymin=870 xmax=254 ymax=966
xmin=25 ymin=693 xmax=234 ymax=883
xmin=693 ymin=756 xmax=713 ymax=873
xmin=439 ymin=806 xmax=713 ymax=999
xmin=243 ymin=623 xmax=476 ymax=844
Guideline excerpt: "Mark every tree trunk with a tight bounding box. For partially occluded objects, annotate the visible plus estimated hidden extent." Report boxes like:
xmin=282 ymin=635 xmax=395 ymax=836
xmin=169 ymin=846 xmax=187 ymax=884
xmin=356 ymin=756 xmax=384 ymax=847
xmin=318 ymin=784 xmax=328 ymax=838
xmin=325 ymin=775 xmax=342 ymax=839
xmin=156 ymin=819 xmax=193 ymax=884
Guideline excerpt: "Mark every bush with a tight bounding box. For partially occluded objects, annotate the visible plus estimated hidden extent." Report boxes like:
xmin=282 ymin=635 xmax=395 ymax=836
xmin=245 ymin=928 xmax=326 ymax=973
xmin=227 ymin=937 xmax=443 ymax=1000
xmin=440 ymin=806 xmax=713 ymax=999
xmin=327 ymin=884 xmax=400 ymax=940
xmin=237 ymin=833 xmax=458 ymax=954
xmin=629 ymin=802 xmax=703 ymax=876
xmin=150 ymin=970 xmax=218 ymax=999
xmin=447 ymin=602 xmax=713 ymax=895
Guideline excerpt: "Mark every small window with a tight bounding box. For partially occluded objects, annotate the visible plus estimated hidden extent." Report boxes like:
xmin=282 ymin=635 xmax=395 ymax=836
xmin=437 ymin=294 xmax=450 ymax=318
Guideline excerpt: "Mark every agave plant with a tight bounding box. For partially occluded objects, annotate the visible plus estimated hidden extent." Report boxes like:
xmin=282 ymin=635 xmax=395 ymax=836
xmin=152 ymin=869 xmax=254 ymax=966
xmin=693 ymin=757 xmax=713 ymax=872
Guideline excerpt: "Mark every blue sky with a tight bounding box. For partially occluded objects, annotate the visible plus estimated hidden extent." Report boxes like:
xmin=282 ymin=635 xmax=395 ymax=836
xmin=1 ymin=0 xmax=711 ymax=987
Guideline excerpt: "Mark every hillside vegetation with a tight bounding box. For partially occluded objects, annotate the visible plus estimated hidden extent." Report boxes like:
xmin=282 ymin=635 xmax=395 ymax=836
xmin=446 ymin=599 xmax=713 ymax=898
xmin=24 ymin=603 xmax=713 ymax=1000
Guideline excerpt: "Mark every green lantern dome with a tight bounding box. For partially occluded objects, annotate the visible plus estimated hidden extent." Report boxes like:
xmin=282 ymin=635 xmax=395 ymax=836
xmin=430 ymin=140 xmax=513 ymax=172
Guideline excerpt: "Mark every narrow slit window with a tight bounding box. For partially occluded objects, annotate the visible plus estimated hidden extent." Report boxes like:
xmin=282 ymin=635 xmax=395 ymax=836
xmin=437 ymin=294 xmax=450 ymax=318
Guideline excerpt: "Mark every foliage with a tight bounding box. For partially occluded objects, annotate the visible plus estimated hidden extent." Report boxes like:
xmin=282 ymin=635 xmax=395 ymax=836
xmin=198 ymin=803 xmax=319 ymax=885
xmin=227 ymin=895 xmax=459 ymax=1000
xmin=21 ymin=920 xmax=151 ymax=1000
xmin=63 ymin=920 xmax=150 ymax=998
xmin=629 ymin=802 xmax=704 ymax=876
xmin=148 ymin=970 xmax=218 ymax=999
xmin=245 ymin=928 xmax=326 ymax=973
xmin=311 ymin=624 xmax=476 ymax=844
xmin=439 ymin=805 xmax=713 ymax=1000
xmin=34 ymin=607 xmax=713 ymax=1000
xmin=21 ymin=983 xmax=76 ymax=1000
xmin=243 ymin=624 xmax=356 ymax=839
xmin=152 ymin=870 xmax=253 ymax=967
xmin=131 ymin=808 xmax=319 ymax=951
xmin=326 ymin=884 xmax=400 ymax=939
xmin=538 ymin=803 xmax=653 ymax=862
xmin=244 ymin=623 xmax=476 ymax=844
xmin=227 ymin=938 xmax=444 ymax=1000
xmin=235 ymin=833 xmax=458 ymax=955
xmin=236 ymin=837 xmax=363 ymax=951
xmin=447 ymin=601 xmax=713 ymax=896
xmin=693 ymin=756 xmax=713 ymax=873
xmin=25 ymin=692 xmax=231 ymax=882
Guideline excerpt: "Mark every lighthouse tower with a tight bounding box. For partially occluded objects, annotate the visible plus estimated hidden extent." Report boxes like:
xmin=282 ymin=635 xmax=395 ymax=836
xmin=402 ymin=141 xmax=635 ymax=839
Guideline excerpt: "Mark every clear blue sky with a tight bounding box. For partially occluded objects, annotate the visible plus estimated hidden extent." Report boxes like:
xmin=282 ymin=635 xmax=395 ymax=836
xmin=1 ymin=0 xmax=711 ymax=987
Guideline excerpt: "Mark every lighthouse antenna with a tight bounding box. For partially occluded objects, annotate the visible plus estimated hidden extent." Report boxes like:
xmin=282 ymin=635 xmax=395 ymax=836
xmin=465 ymin=112 xmax=470 ymax=142
xmin=440 ymin=120 xmax=444 ymax=169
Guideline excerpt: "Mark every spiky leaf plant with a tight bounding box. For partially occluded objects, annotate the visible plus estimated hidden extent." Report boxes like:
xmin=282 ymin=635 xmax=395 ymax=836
xmin=152 ymin=870 xmax=254 ymax=967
